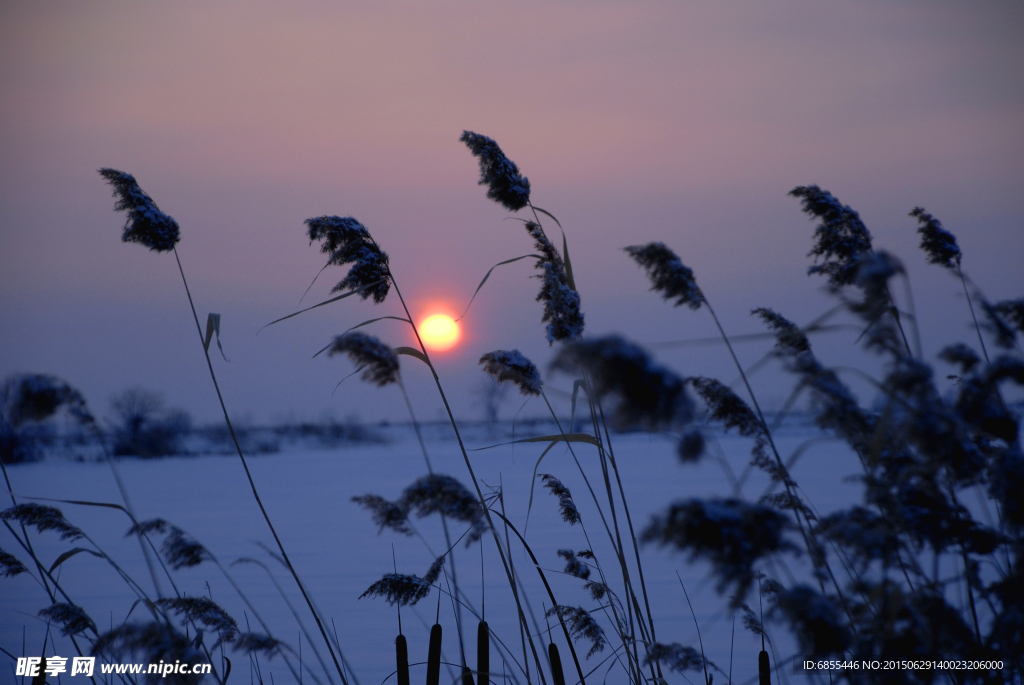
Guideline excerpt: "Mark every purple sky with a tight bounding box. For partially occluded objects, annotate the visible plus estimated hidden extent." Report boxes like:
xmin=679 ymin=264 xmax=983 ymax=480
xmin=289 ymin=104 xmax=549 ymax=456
xmin=2 ymin=2 xmax=1022 ymax=426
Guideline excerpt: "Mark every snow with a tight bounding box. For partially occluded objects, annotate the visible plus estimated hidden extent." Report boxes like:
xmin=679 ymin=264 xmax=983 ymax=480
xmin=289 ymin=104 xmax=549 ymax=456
xmin=2 ymin=423 xmax=861 ymax=684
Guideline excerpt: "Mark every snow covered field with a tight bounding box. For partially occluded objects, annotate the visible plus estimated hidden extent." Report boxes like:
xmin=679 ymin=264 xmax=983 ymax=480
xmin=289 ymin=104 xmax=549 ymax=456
xmin=3 ymin=422 xmax=861 ymax=685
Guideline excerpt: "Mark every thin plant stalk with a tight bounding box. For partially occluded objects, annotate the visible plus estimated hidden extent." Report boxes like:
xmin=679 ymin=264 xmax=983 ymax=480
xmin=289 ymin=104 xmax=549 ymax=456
xmin=387 ymin=275 xmax=559 ymax=685
xmin=171 ymin=247 xmax=348 ymax=685
xmin=957 ymin=267 xmax=990 ymax=364
xmin=701 ymin=297 xmax=850 ymax=617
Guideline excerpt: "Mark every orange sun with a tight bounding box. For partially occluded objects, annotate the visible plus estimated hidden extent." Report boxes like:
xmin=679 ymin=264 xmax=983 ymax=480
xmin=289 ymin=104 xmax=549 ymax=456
xmin=419 ymin=313 xmax=462 ymax=352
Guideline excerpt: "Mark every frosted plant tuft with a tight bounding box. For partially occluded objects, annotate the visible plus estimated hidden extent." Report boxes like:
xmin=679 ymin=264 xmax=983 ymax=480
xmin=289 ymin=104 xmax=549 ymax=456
xmin=790 ymin=185 xmax=872 ymax=288
xmin=624 ymin=242 xmax=703 ymax=309
xmin=98 ymin=168 xmax=181 ymax=252
xmin=525 ymin=222 xmax=584 ymax=343
xmin=911 ymin=207 xmax=961 ymax=269
xmin=551 ymin=335 xmax=692 ymax=430
xmin=479 ymin=350 xmax=542 ymax=396
xmin=328 ymin=332 xmax=400 ymax=387
xmin=460 ymin=131 xmax=531 ymax=211
xmin=306 ymin=215 xmax=391 ymax=303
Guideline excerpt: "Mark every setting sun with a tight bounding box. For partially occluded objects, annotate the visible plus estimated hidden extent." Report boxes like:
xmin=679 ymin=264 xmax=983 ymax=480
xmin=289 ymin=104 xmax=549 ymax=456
xmin=419 ymin=314 xmax=462 ymax=352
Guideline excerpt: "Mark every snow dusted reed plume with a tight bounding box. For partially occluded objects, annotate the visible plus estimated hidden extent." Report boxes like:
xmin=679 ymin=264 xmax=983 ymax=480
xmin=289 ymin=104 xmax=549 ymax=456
xmin=98 ymin=169 xmax=180 ymax=252
xmin=526 ymin=221 xmax=584 ymax=343
xmin=328 ymin=332 xmax=400 ymax=386
xmin=911 ymin=207 xmax=962 ymax=269
xmin=306 ymin=215 xmax=391 ymax=303
xmin=479 ymin=349 xmax=543 ymax=396
xmin=790 ymin=185 xmax=873 ymax=287
xmin=551 ymin=335 xmax=692 ymax=430
xmin=624 ymin=242 xmax=704 ymax=310
xmin=459 ymin=131 xmax=531 ymax=211
xmin=399 ymin=474 xmax=486 ymax=545
xmin=1 ymin=373 xmax=94 ymax=427
xmin=539 ymin=474 xmax=580 ymax=525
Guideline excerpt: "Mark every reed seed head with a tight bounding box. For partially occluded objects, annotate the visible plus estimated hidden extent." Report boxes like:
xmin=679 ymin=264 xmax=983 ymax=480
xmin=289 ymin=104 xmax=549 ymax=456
xmin=551 ymin=335 xmax=692 ymax=430
xmin=155 ymin=597 xmax=238 ymax=645
xmin=624 ymin=242 xmax=704 ymax=309
xmin=352 ymin=494 xmax=413 ymax=536
xmin=306 ymin=215 xmax=391 ymax=303
xmin=939 ymin=343 xmax=981 ymax=375
xmin=645 ymin=643 xmax=709 ymax=675
xmin=479 ymin=350 xmax=543 ymax=396
xmin=2 ymin=374 xmax=93 ymax=427
xmin=98 ymin=168 xmax=181 ymax=252
xmin=993 ymin=299 xmax=1024 ymax=336
xmin=911 ymin=207 xmax=961 ymax=269
xmin=790 ymin=185 xmax=873 ymax=287
xmin=557 ymin=549 xmax=591 ymax=580
xmin=233 ymin=633 xmax=282 ymax=656
xmin=983 ymin=298 xmax=1024 ymax=349
xmin=460 ymin=131 xmax=531 ymax=211
xmin=93 ymin=621 xmax=200 ymax=672
xmin=771 ymin=585 xmax=850 ymax=656
xmin=360 ymin=573 xmax=432 ymax=606
xmin=643 ymin=498 xmax=793 ymax=598
xmin=677 ymin=429 xmax=705 ymax=462
xmin=526 ymin=222 xmax=584 ymax=343
xmin=328 ymin=332 xmax=400 ymax=386
xmin=545 ymin=605 xmax=607 ymax=658
xmin=0 ymin=503 xmax=84 ymax=541
xmin=752 ymin=308 xmax=810 ymax=355
xmin=0 ymin=548 xmax=28 ymax=577
xmin=689 ymin=377 xmax=763 ymax=439
xmin=126 ymin=518 xmax=208 ymax=569
xmin=39 ymin=603 xmax=96 ymax=636
xmin=400 ymin=474 xmax=486 ymax=545
xmin=539 ymin=475 xmax=580 ymax=525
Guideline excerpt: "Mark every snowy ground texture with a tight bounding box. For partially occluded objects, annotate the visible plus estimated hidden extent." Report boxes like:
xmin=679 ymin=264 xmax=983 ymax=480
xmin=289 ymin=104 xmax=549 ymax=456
xmin=2 ymin=420 xmax=860 ymax=685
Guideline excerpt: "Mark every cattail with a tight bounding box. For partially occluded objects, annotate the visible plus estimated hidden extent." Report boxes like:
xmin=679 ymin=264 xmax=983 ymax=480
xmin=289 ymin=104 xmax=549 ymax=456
xmin=758 ymin=650 xmax=770 ymax=685
xmin=548 ymin=643 xmax=566 ymax=685
xmin=426 ymin=623 xmax=442 ymax=685
xmin=32 ymin=658 xmax=46 ymax=685
xmin=462 ymin=666 xmax=475 ymax=685
xmin=98 ymin=168 xmax=181 ymax=252
xmin=459 ymin=131 xmax=531 ymax=211
xmin=395 ymin=634 xmax=410 ymax=685
xmin=476 ymin=620 xmax=489 ymax=685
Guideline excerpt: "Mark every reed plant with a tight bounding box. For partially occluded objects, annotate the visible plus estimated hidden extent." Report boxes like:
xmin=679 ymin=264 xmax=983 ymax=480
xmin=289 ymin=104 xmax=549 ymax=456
xmin=1 ymin=134 xmax=1021 ymax=685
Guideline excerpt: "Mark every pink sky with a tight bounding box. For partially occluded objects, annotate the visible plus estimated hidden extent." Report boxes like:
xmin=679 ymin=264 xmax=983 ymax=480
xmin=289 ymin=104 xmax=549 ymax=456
xmin=1 ymin=1 xmax=1022 ymax=424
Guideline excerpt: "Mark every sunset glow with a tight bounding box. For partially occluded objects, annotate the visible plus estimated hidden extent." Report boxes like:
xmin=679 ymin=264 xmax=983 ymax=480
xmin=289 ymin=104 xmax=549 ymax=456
xmin=419 ymin=314 xmax=462 ymax=352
